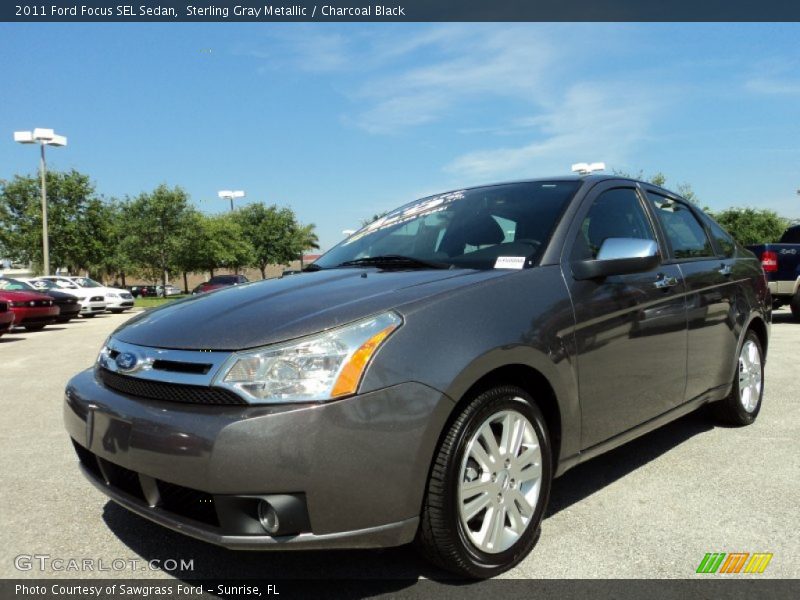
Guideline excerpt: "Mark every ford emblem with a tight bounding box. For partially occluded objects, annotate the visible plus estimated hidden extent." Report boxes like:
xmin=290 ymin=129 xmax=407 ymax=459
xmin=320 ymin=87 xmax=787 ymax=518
xmin=115 ymin=352 xmax=138 ymax=372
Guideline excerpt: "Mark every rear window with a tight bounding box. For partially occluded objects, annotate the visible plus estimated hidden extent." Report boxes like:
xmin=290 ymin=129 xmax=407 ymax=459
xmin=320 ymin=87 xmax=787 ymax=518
xmin=703 ymin=216 xmax=737 ymax=258
xmin=646 ymin=193 xmax=715 ymax=260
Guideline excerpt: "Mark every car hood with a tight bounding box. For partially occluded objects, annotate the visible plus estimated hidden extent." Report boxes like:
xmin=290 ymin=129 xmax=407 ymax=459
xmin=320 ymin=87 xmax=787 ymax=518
xmin=114 ymin=268 xmax=510 ymax=350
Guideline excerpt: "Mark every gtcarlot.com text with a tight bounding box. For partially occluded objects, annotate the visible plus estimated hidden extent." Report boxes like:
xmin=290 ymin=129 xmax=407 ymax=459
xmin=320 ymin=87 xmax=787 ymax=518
xmin=14 ymin=554 xmax=194 ymax=573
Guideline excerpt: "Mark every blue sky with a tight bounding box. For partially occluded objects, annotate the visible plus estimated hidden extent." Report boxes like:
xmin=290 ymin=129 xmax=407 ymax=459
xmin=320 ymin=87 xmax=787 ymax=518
xmin=1 ymin=23 xmax=799 ymax=251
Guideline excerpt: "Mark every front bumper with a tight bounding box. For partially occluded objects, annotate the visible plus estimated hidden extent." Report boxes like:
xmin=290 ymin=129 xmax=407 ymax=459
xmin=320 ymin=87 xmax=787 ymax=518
xmin=64 ymin=369 xmax=453 ymax=549
xmin=105 ymin=297 xmax=135 ymax=311
xmin=80 ymin=301 xmax=107 ymax=315
xmin=11 ymin=305 xmax=59 ymax=325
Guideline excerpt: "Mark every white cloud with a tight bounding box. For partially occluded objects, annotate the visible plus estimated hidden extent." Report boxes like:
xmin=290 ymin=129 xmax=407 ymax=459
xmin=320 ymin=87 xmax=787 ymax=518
xmin=348 ymin=26 xmax=556 ymax=134
xmin=445 ymin=82 xmax=660 ymax=182
xmin=745 ymin=77 xmax=800 ymax=95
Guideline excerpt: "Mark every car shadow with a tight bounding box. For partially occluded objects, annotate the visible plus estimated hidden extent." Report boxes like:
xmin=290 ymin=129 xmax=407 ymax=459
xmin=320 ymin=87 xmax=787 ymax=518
xmin=0 ymin=335 xmax=26 ymax=343
xmin=100 ymin=408 xmax=717 ymax=586
xmin=546 ymin=408 xmax=714 ymax=516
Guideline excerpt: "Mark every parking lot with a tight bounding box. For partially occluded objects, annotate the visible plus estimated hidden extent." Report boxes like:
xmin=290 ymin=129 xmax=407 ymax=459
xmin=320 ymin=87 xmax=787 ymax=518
xmin=1 ymin=309 xmax=797 ymax=580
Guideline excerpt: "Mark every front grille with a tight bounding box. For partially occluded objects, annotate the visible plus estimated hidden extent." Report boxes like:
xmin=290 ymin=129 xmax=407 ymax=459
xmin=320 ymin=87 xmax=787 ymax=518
xmin=91 ymin=296 xmax=104 ymax=302
xmin=97 ymin=368 xmax=247 ymax=405
xmin=71 ymin=441 xmax=219 ymax=527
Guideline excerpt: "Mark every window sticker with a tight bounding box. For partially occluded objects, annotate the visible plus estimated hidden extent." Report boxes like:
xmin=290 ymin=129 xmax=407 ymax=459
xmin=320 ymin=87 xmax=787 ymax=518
xmin=494 ymin=256 xmax=526 ymax=269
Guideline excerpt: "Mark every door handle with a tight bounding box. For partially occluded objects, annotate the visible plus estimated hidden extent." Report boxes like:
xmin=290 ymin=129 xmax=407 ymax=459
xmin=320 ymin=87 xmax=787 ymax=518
xmin=654 ymin=274 xmax=678 ymax=289
xmin=719 ymin=263 xmax=732 ymax=277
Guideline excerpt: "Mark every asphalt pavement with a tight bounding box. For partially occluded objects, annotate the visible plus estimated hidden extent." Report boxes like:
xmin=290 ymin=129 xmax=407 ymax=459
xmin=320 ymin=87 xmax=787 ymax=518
xmin=0 ymin=309 xmax=797 ymax=580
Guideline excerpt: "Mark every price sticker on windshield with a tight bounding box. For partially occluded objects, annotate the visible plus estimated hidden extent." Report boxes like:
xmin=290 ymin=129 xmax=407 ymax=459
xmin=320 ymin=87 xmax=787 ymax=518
xmin=494 ymin=256 xmax=526 ymax=270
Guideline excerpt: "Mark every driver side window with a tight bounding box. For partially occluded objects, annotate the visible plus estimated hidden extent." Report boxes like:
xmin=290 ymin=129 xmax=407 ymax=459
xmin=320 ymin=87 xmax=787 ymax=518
xmin=572 ymin=188 xmax=655 ymax=260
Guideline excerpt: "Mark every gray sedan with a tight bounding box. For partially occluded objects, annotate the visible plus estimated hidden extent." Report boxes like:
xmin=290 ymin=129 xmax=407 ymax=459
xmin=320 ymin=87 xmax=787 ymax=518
xmin=64 ymin=175 xmax=769 ymax=578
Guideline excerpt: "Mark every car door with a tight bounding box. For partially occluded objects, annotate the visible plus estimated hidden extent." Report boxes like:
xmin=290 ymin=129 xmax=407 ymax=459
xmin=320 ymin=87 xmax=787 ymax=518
xmin=563 ymin=182 xmax=688 ymax=449
xmin=643 ymin=190 xmax=739 ymax=402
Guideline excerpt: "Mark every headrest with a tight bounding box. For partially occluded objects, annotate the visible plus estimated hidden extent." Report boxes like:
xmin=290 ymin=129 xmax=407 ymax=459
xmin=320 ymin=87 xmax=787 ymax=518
xmin=463 ymin=212 xmax=505 ymax=246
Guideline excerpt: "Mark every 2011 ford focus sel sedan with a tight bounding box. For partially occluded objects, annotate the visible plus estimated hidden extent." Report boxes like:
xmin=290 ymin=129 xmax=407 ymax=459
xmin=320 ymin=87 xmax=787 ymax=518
xmin=64 ymin=175 xmax=769 ymax=578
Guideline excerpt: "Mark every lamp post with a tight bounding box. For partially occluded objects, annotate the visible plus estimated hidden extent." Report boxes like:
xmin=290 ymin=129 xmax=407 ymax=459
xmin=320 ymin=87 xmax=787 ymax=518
xmin=13 ymin=128 xmax=68 ymax=276
xmin=218 ymin=190 xmax=245 ymax=211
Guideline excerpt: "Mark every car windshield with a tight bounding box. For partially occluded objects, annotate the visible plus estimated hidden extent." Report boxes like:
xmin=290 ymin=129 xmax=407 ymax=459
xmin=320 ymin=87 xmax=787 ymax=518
xmin=314 ymin=181 xmax=581 ymax=271
xmin=72 ymin=277 xmax=103 ymax=288
xmin=0 ymin=278 xmax=36 ymax=291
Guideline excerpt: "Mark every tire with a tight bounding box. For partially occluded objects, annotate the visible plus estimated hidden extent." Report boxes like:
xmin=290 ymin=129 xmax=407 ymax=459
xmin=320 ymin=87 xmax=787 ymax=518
xmin=23 ymin=324 xmax=46 ymax=331
xmin=790 ymin=293 xmax=800 ymax=321
xmin=416 ymin=385 xmax=552 ymax=578
xmin=714 ymin=330 xmax=764 ymax=426
xmin=82 ymin=313 xmax=96 ymax=318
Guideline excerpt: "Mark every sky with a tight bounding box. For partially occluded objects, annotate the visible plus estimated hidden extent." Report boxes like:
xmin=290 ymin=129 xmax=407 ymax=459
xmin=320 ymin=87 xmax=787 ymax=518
xmin=1 ymin=23 xmax=799 ymax=251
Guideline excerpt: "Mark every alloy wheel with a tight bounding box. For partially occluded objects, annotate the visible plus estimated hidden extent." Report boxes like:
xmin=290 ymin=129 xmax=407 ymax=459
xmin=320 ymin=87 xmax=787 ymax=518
xmin=457 ymin=407 xmax=542 ymax=554
xmin=738 ymin=339 xmax=762 ymax=413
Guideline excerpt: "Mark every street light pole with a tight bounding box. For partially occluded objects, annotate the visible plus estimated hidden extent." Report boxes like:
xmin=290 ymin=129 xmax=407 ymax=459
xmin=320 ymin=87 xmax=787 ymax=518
xmin=39 ymin=142 xmax=49 ymax=277
xmin=14 ymin=128 xmax=67 ymax=276
xmin=218 ymin=190 xmax=245 ymax=211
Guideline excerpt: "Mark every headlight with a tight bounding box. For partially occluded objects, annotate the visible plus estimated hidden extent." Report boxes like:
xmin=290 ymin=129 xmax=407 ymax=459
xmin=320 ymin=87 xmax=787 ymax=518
xmin=106 ymin=292 xmax=119 ymax=298
xmin=213 ymin=311 xmax=402 ymax=404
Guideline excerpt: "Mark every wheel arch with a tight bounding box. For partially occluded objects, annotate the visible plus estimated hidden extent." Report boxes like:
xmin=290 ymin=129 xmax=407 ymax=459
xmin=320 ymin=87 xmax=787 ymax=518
xmin=441 ymin=352 xmax=575 ymax=477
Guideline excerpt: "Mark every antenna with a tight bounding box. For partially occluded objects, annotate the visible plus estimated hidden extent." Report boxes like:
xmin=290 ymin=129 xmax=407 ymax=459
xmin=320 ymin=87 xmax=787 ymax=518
xmin=571 ymin=162 xmax=606 ymax=175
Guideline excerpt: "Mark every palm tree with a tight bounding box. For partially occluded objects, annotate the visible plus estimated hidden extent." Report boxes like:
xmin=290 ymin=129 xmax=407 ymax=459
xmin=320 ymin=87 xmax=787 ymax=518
xmin=294 ymin=224 xmax=320 ymax=269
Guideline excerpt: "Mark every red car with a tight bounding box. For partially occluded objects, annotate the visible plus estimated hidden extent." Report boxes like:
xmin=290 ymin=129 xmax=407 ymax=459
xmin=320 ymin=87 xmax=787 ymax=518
xmin=0 ymin=300 xmax=15 ymax=337
xmin=192 ymin=274 xmax=249 ymax=294
xmin=0 ymin=290 xmax=59 ymax=331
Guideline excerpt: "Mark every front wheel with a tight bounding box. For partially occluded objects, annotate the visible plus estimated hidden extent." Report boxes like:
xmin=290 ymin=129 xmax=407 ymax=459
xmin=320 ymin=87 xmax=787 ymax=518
xmin=714 ymin=330 xmax=764 ymax=426
xmin=23 ymin=324 xmax=46 ymax=331
xmin=416 ymin=385 xmax=552 ymax=578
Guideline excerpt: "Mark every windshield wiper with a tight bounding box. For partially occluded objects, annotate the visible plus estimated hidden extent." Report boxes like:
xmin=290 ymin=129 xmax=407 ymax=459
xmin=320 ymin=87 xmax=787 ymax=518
xmin=303 ymin=263 xmax=323 ymax=272
xmin=336 ymin=255 xmax=452 ymax=270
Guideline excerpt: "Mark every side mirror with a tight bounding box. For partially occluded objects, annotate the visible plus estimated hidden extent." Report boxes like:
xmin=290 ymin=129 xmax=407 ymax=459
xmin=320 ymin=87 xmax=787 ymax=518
xmin=572 ymin=238 xmax=660 ymax=280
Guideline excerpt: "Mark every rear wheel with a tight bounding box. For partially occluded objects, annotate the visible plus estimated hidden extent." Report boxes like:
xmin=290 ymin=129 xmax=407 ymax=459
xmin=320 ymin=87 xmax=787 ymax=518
xmin=714 ymin=330 xmax=764 ymax=426
xmin=790 ymin=293 xmax=800 ymax=321
xmin=416 ymin=385 xmax=552 ymax=578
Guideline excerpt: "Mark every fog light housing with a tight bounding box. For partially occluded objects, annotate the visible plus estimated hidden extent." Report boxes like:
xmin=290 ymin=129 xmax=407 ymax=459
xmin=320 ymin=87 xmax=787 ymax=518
xmin=258 ymin=501 xmax=280 ymax=534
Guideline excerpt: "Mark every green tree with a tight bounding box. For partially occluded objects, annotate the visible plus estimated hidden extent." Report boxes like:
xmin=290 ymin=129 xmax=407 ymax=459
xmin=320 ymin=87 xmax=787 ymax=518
xmin=174 ymin=211 xmax=253 ymax=288
xmin=120 ymin=185 xmax=192 ymax=289
xmin=89 ymin=200 xmax=137 ymax=285
xmin=709 ymin=208 xmax=789 ymax=246
xmin=235 ymin=203 xmax=302 ymax=278
xmin=0 ymin=170 xmax=108 ymax=274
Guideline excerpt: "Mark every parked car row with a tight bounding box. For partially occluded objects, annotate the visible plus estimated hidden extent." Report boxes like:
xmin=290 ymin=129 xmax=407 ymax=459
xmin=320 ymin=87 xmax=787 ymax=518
xmin=128 ymin=284 xmax=183 ymax=298
xmin=0 ymin=275 xmax=135 ymax=338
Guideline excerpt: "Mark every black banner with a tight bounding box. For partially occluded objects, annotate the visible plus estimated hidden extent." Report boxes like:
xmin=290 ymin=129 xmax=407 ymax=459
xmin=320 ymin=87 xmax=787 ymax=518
xmin=3 ymin=0 xmax=800 ymax=23
xmin=2 ymin=579 xmax=799 ymax=600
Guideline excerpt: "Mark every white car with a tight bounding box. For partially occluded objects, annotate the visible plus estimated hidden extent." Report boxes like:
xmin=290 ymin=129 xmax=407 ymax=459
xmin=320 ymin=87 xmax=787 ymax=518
xmin=40 ymin=276 xmax=134 ymax=313
xmin=27 ymin=278 xmax=108 ymax=317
